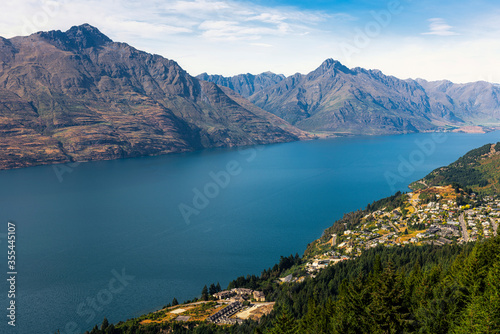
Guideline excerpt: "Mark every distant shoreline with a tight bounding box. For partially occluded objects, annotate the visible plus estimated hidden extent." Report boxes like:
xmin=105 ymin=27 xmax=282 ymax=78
xmin=2 ymin=128 xmax=497 ymax=172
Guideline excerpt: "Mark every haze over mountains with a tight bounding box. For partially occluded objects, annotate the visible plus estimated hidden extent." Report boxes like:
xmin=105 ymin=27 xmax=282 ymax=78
xmin=198 ymin=59 xmax=500 ymax=134
xmin=0 ymin=24 xmax=308 ymax=169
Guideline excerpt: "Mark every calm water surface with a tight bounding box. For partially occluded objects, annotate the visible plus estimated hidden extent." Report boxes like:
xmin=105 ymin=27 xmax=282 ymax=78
xmin=0 ymin=131 xmax=499 ymax=333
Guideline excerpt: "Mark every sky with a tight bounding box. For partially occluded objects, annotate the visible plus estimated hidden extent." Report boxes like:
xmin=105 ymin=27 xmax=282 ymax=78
xmin=1 ymin=0 xmax=499 ymax=83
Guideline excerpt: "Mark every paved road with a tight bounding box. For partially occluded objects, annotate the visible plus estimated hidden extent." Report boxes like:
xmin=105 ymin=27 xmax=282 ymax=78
xmin=332 ymin=234 xmax=337 ymax=246
xmin=459 ymin=213 xmax=469 ymax=242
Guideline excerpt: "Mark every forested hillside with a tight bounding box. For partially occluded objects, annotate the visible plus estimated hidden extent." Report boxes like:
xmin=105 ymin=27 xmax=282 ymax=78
xmin=410 ymin=142 xmax=500 ymax=194
xmin=266 ymin=238 xmax=499 ymax=334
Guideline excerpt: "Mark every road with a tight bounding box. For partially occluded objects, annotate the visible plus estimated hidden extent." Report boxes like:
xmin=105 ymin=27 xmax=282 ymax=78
xmin=331 ymin=234 xmax=337 ymax=247
xmin=389 ymin=222 xmax=400 ymax=233
xmin=459 ymin=213 xmax=469 ymax=242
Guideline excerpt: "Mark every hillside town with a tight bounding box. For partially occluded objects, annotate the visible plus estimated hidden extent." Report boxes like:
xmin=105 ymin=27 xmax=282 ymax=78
xmin=175 ymin=185 xmax=500 ymax=326
xmin=303 ymin=186 xmax=499 ymax=275
xmin=207 ymin=288 xmax=267 ymax=324
xmin=138 ymin=288 xmax=272 ymax=327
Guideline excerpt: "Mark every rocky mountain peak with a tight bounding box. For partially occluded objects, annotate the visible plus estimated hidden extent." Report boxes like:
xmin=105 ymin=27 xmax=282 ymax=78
xmin=37 ymin=24 xmax=112 ymax=50
xmin=66 ymin=24 xmax=112 ymax=45
xmin=311 ymin=58 xmax=351 ymax=78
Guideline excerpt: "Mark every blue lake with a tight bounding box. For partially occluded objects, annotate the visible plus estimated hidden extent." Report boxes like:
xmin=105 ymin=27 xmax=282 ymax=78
xmin=0 ymin=131 xmax=499 ymax=333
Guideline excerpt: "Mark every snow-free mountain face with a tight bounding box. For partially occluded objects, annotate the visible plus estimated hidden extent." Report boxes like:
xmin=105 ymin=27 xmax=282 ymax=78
xmin=2 ymin=24 xmax=498 ymax=169
xmin=415 ymin=78 xmax=500 ymax=124
xmin=0 ymin=24 xmax=307 ymax=169
xmin=197 ymin=71 xmax=286 ymax=98
xmin=200 ymin=59 xmax=500 ymax=134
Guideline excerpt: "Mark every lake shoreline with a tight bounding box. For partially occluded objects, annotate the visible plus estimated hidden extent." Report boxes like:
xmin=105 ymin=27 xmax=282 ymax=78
xmin=4 ymin=127 xmax=498 ymax=173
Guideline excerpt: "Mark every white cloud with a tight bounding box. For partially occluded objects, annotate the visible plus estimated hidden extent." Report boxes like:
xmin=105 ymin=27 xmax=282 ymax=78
xmin=0 ymin=1 xmax=499 ymax=83
xmin=245 ymin=13 xmax=286 ymax=24
xmin=198 ymin=19 xmax=290 ymax=40
xmin=0 ymin=0 xmax=335 ymax=76
xmin=422 ymin=18 xmax=459 ymax=36
xmin=0 ymin=0 xmax=330 ymax=42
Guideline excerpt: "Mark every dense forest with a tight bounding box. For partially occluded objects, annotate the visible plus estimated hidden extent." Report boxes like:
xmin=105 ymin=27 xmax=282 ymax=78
xmin=267 ymin=238 xmax=500 ymax=334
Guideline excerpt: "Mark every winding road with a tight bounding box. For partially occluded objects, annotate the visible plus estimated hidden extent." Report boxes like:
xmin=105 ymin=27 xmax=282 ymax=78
xmin=459 ymin=213 xmax=469 ymax=242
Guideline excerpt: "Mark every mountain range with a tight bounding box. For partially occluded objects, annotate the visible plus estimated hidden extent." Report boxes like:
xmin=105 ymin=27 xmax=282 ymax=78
xmin=198 ymin=59 xmax=500 ymax=134
xmin=1 ymin=24 xmax=499 ymax=170
xmin=0 ymin=24 xmax=309 ymax=170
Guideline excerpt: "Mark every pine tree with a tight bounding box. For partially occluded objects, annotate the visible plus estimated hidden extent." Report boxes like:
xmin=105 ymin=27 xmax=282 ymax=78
xmin=451 ymin=254 xmax=500 ymax=333
xmin=90 ymin=325 xmax=99 ymax=334
xmin=298 ymin=299 xmax=319 ymax=333
xmin=172 ymin=297 xmax=179 ymax=306
xmin=101 ymin=317 xmax=109 ymax=331
xmin=201 ymin=285 xmax=209 ymax=301
xmin=209 ymin=283 xmax=217 ymax=295
xmin=216 ymin=282 xmax=222 ymax=292
xmin=405 ymin=261 xmax=423 ymax=307
xmin=105 ymin=324 xmax=116 ymax=334
xmin=372 ymin=254 xmax=382 ymax=275
xmin=331 ymin=276 xmax=372 ymax=333
xmin=368 ymin=262 xmax=409 ymax=333
xmin=299 ymin=298 xmax=333 ymax=334
xmin=266 ymin=307 xmax=298 ymax=334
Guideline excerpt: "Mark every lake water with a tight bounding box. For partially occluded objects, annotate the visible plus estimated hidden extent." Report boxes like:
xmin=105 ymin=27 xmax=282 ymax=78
xmin=1 ymin=131 xmax=499 ymax=333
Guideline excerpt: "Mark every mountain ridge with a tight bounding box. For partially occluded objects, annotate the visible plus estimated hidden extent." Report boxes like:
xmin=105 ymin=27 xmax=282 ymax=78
xmin=0 ymin=24 xmax=310 ymax=170
xmin=198 ymin=59 xmax=500 ymax=135
xmin=196 ymin=71 xmax=286 ymax=98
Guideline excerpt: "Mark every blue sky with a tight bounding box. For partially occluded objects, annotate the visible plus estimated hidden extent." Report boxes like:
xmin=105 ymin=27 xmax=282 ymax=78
xmin=1 ymin=0 xmax=499 ymax=83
